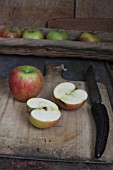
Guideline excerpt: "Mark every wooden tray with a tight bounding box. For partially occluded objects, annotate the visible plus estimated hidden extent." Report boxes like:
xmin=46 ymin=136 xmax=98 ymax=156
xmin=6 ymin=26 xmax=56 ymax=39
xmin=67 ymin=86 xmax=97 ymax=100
xmin=0 ymin=64 xmax=113 ymax=163
xmin=0 ymin=28 xmax=113 ymax=61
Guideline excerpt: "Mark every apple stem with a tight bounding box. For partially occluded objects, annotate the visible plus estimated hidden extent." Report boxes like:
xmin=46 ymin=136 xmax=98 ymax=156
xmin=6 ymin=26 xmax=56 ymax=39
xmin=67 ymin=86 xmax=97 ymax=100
xmin=66 ymin=91 xmax=71 ymax=95
xmin=9 ymin=26 xmax=16 ymax=33
xmin=43 ymin=107 xmax=48 ymax=111
xmin=66 ymin=88 xmax=76 ymax=95
xmin=27 ymin=107 xmax=48 ymax=114
xmin=35 ymin=107 xmax=48 ymax=111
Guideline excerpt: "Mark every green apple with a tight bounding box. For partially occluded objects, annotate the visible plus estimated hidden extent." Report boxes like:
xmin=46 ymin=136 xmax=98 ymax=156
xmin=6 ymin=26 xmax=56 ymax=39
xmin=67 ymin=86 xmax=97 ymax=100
xmin=79 ymin=32 xmax=101 ymax=43
xmin=53 ymin=82 xmax=88 ymax=110
xmin=27 ymin=98 xmax=61 ymax=128
xmin=9 ymin=65 xmax=44 ymax=102
xmin=22 ymin=28 xmax=44 ymax=39
xmin=46 ymin=30 xmax=69 ymax=40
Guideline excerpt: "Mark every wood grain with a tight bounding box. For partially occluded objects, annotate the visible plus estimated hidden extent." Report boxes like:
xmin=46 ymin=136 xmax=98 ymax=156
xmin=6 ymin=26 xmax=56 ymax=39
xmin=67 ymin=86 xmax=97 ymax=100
xmin=47 ymin=18 xmax=113 ymax=33
xmin=0 ymin=64 xmax=113 ymax=163
xmin=76 ymin=0 xmax=113 ymax=18
xmin=0 ymin=0 xmax=74 ymax=27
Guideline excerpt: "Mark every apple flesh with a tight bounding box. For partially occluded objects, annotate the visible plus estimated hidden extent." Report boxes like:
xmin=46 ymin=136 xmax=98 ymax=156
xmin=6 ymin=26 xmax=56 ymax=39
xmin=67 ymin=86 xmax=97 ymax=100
xmin=53 ymin=82 xmax=88 ymax=110
xmin=22 ymin=28 xmax=44 ymax=39
xmin=46 ymin=30 xmax=69 ymax=40
xmin=0 ymin=26 xmax=22 ymax=38
xmin=79 ymin=32 xmax=100 ymax=43
xmin=9 ymin=65 xmax=44 ymax=102
xmin=27 ymin=98 xmax=61 ymax=128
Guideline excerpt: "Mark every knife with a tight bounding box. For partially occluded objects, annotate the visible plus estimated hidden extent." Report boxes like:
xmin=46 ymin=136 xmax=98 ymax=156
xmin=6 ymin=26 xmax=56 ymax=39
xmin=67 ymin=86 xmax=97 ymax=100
xmin=86 ymin=65 xmax=109 ymax=158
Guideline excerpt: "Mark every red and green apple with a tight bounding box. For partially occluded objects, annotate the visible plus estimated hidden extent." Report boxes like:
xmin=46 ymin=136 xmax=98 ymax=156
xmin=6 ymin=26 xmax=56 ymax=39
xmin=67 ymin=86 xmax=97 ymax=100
xmin=79 ymin=32 xmax=101 ymax=43
xmin=9 ymin=65 xmax=44 ymax=102
xmin=53 ymin=82 xmax=88 ymax=110
xmin=27 ymin=98 xmax=61 ymax=129
xmin=0 ymin=26 xmax=22 ymax=38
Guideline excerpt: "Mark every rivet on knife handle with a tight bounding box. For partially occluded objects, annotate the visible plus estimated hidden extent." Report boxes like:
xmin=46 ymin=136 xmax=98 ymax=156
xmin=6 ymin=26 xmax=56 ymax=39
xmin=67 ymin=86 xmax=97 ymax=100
xmin=86 ymin=65 xmax=109 ymax=158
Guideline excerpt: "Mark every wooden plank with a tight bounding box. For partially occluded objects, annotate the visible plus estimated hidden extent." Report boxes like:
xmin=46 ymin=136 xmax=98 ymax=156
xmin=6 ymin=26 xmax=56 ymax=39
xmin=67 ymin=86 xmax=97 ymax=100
xmin=0 ymin=0 xmax=74 ymax=28
xmin=0 ymin=46 xmax=113 ymax=61
xmin=1 ymin=157 xmax=113 ymax=170
xmin=76 ymin=0 xmax=113 ymax=18
xmin=0 ymin=64 xmax=113 ymax=163
xmin=47 ymin=18 xmax=113 ymax=33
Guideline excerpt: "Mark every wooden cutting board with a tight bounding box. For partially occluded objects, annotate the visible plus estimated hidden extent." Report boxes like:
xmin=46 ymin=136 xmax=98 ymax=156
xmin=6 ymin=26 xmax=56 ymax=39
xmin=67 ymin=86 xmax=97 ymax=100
xmin=0 ymin=64 xmax=113 ymax=163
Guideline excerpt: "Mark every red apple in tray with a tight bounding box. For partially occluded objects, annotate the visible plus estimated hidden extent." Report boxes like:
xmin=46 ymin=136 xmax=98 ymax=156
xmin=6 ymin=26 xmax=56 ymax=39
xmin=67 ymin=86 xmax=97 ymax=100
xmin=79 ymin=32 xmax=101 ymax=43
xmin=53 ymin=82 xmax=88 ymax=110
xmin=0 ymin=26 xmax=22 ymax=38
xmin=9 ymin=65 xmax=44 ymax=102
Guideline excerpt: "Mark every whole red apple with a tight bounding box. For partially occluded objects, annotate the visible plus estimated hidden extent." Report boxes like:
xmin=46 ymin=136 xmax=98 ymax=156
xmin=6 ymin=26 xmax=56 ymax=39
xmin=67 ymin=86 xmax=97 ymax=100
xmin=79 ymin=32 xmax=100 ymax=43
xmin=0 ymin=26 xmax=22 ymax=38
xmin=9 ymin=65 xmax=44 ymax=102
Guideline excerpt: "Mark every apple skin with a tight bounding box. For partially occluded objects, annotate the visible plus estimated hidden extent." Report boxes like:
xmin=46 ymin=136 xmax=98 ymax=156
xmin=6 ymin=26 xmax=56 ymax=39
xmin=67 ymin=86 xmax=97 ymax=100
xmin=79 ymin=32 xmax=100 ymax=43
xmin=9 ymin=65 xmax=44 ymax=102
xmin=0 ymin=26 xmax=22 ymax=38
xmin=53 ymin=82 xmax=88 ymax=111
xmin=27 ymin=98 xmax=61 ymax=128
xmin=55 ymin=98 xmax=87 ymax=111
xmin=22 ymin=28 xmax=44 ymax=39
xmin=46 ymin=30 xmax=69 ymax=40
xmin=28 ymin=114 xmax=60 ymax=129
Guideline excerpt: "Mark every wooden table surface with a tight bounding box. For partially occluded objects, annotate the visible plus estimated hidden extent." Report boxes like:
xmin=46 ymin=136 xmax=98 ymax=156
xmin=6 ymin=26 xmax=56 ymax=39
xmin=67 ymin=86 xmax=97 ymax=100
xmin=0 ymin=54 xmax=113 ymax=169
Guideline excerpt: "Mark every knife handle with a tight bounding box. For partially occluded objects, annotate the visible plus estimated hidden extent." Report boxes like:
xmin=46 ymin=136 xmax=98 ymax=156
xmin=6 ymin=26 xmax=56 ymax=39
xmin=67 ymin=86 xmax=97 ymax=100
xmin=91 ymin=103 xmax=109 ymax=158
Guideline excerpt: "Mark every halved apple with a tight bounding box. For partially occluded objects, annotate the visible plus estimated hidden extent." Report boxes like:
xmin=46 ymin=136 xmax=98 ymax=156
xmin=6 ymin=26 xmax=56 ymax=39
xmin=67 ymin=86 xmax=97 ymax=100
xmin=27 ymin=98 xmax=61 ymax=128
xmin=53 ymin=82 xmax=88 ymax=110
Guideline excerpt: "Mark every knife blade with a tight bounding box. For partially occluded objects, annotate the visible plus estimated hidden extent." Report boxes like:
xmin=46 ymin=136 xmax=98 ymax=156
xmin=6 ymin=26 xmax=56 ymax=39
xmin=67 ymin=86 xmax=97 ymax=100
xmin=86 ymin=66 xmax=102 ymax=104
xmin=86 ymin=65 xmax=109 ymax=159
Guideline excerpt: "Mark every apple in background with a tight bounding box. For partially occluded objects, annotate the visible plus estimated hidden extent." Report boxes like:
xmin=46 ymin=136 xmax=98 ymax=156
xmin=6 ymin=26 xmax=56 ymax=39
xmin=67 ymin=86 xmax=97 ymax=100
xmin=27 ymin=98 xmax=61 ymax=128
xmin=46 ymin=30 xmax=69 ymax=40
xmin=0 ymin=26 xmax=22 ymax=38
xmin=9 ymin=65 xmax=44 ymax=102
xmin=79 ymin=32 xmax=101 ymax=43
xmin=22 ymin=28 xmax=44 ymax=39
xmin=53 ymin=82 xmax=88 ymax=110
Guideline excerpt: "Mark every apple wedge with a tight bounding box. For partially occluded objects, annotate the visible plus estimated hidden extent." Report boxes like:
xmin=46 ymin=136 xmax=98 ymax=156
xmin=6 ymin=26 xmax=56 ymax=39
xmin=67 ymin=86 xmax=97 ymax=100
xmin=53 ymin=82 xmax=88 ymax=110
xmin=27 ymin=98 xmax=61 ymax=128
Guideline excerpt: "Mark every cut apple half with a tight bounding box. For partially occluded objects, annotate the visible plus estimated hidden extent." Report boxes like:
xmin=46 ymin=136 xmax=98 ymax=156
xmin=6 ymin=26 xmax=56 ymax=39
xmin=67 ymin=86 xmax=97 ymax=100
xmin=27 ymin=98 xmax=61 ymax=128
xmin=53 ymin=82 xmax=88 ymax=110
